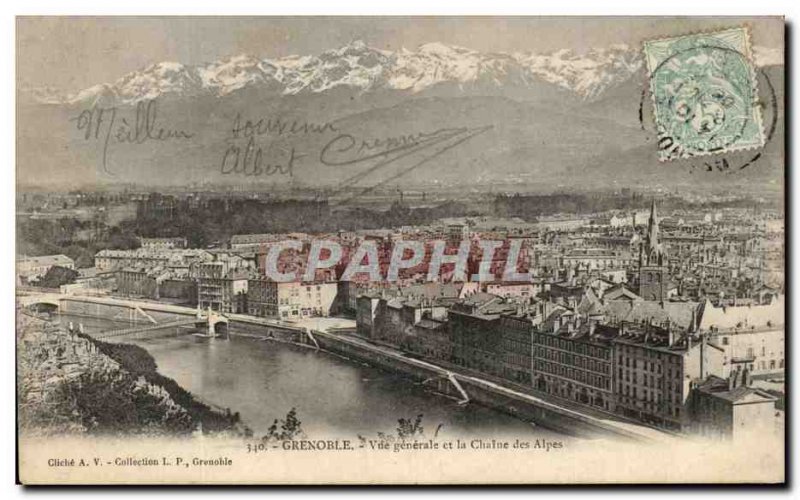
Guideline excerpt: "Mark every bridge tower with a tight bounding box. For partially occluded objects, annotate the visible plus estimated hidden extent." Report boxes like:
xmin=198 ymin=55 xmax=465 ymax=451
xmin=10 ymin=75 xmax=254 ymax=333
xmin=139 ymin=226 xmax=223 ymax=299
xmin=202 ymin=307 xmax=229 ymax=337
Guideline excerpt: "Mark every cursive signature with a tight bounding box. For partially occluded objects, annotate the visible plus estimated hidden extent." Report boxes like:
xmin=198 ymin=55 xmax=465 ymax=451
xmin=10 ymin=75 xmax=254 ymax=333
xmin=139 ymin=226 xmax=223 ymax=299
xmin=71 ymin=99 xmax=195 ymax=175
xmin=320 ymin=127 xmax=479 ymax=167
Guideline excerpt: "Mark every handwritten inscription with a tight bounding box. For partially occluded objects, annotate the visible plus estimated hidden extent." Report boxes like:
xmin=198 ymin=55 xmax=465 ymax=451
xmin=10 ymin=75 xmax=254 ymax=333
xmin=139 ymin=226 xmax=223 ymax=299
xmin=218 ymin=113 xmax=337 ymax=177
xmin=69 ymin=101 xmax=488 ymax=184
xmin=229 ymin=113 xmax=338 ymax=138
xmin=220 ymin=138 xmax=306 ymax=177
xmin=71 ymin=100 xmax=194 ymax=175
xmin=320 ymin=127 xmax=485 ymax=167
xmin=325 ymin=125 xmax=493 ymax=204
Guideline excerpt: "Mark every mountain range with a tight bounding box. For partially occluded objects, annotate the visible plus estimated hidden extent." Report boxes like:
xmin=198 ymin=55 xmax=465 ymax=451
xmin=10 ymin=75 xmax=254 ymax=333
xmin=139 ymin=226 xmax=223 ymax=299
xmin=24 ymin=41 xmax=783 ymax=106
xmin=17 ymin=41 xmax=785 ymax=192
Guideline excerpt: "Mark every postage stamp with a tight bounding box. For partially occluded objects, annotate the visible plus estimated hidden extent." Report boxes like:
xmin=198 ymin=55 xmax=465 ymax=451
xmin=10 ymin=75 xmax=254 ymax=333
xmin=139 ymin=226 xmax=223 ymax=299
xmin=643 ymin=27 xmax=765 ymax=161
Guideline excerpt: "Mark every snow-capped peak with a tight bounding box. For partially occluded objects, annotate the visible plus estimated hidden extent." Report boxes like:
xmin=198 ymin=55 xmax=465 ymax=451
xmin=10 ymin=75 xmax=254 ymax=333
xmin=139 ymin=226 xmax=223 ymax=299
xmin=113 ymin=61 xmax=203 ymax=103
xmin=31 ymin=41 xmax=783 ymax=106
xmin=418 ymin=42 xmax=475 ymax=56
xmin=197 ymin=54 xmax=279 ymax=95
xmin=515 ymin=44 xmax=643 ymax=100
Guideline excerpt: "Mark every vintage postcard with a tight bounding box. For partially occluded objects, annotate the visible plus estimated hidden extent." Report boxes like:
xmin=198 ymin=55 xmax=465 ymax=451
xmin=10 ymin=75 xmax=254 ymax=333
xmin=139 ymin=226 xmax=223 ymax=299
xmin=16 ymin=16 xmax=785 ymax=485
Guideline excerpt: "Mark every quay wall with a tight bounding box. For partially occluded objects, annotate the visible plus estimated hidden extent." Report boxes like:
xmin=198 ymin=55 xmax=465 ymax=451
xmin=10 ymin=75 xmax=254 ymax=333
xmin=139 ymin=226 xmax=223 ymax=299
xmin=308 ymin=329 xmax=644 ymax=441
xmin=54 ymin=295 xmax=654 ymax=441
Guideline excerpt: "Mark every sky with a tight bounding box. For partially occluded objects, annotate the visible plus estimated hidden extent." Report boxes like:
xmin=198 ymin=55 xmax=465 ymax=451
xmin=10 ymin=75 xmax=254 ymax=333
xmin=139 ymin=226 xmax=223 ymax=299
xmin=17 ymin=16 xmax=784 ymax=93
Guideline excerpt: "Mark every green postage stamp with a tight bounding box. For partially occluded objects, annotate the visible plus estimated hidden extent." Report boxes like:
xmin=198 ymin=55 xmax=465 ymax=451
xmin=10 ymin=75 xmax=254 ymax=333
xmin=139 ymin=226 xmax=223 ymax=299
xmin=643 ymin=27 xmax=765 ymax=161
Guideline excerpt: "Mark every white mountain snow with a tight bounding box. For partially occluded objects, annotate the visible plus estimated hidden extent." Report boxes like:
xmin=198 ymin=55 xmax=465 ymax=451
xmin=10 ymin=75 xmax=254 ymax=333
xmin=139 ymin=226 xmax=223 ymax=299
xmin=516 ymin=44 xmax=643 ymax=101
xmin=32 ymin=40 xmax=783 ymax=106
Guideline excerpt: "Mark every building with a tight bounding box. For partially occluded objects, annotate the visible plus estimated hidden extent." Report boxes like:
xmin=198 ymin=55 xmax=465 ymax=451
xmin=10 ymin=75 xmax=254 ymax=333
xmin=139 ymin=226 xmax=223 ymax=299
xmin=448 ymin=293 xmax=519 ymax=377
xmin=116 ymin=267 xmax=196 ymax=303
xmin=484 ymin=281 xmax=542 ymax=300
xmin=356 ymin=294 xmax=382 ymax=339
xmin=688 ymin=366 xmax=779 ymax=440
xmin=334 ymin=279 xmax=394 ymax=315
xmin=698 ymin=295 xmax=785 ymax=376
xmin=369 ymin=295 xmax=451 ymax=361
xmin=592 ymin=213 xmax=633 ymax=228
xmin=562 ymin=248 xmax=620 ymax=271
xmin=95 ymin=249 xmax=168 ymax=272
xmin=230 ymin=233 xmax=296 ymax=251
xmin=116 ymin=267 xmax=161 ymax=298
xmin=95 ymin=248 xmax=212 ymax=272
xmin=446 ymin=223 xmax=470 ymax=243
xmin=355 ymin=283 xmax=465 ymax=360
xmin=247 ymin=279 xmax=337 ymax=319
xmin=139 ymin=237 xmax=188 ymax=250
xmin=638 ymin=201 xmax=668 ymax=302
xmin=193 ymin=257 xmax=254 ymax=313
xmin=612 ymin=323 xmax=726 ymax=430
xmin=532 ymin=314 xmax=617 ymax=412
xmin=498 ymin=310 xmax=536 ymax=385
xmin=17 ymin=254 xmax=75 ymax=283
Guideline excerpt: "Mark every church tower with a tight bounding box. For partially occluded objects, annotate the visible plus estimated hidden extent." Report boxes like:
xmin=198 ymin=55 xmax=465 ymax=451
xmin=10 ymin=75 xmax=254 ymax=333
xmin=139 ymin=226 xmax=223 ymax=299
xmin=638 ymin=200 xmax=667 ymax=302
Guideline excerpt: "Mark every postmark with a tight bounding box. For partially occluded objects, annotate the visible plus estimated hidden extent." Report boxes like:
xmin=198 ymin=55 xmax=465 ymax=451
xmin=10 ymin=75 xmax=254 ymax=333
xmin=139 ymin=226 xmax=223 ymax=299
xmin=643 ymin=27 xmax=765 ymax=161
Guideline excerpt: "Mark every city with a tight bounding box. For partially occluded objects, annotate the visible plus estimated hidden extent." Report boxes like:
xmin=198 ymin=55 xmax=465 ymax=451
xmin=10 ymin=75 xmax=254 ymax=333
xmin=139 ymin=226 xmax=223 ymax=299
xmin=17 ymin=186 xmax=785 ymax=441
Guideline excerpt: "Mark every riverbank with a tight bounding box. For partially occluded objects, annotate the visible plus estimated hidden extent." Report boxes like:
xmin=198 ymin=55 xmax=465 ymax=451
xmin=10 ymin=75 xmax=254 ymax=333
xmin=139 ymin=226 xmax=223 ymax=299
xmin=81 ymin=334 xmax=251 ymax=436
xmin=17 ymin=309 xmax=249 ymax=437
xmin=40 ymin=294 xmax=671 ymax=441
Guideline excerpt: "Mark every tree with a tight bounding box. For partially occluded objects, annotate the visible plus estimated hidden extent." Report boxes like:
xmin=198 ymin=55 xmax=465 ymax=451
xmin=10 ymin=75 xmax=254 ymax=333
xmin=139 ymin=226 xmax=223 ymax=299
xmin=281 ymin=408 xmax=303 ymax=439
xmin=262 ymin=408 xmax=305 ymax=442
xmin=396 ymin=414 xmax=424 ymax=441
xmin=33 ymin=265 xmax=78 ymax=288
xmin=357 ymin=414 xmax=434 ymax=447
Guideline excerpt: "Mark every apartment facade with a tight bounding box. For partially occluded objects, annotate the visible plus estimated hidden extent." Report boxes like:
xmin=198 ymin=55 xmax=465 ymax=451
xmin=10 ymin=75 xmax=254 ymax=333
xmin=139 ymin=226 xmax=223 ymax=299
xmin=247 ymin=280 xmax=337 ymax=319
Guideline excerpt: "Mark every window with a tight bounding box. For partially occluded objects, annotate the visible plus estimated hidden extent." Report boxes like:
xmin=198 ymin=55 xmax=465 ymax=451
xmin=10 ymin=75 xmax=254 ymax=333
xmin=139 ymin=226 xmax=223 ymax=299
xmin=722 ymin=337 xmax=729 ymax=346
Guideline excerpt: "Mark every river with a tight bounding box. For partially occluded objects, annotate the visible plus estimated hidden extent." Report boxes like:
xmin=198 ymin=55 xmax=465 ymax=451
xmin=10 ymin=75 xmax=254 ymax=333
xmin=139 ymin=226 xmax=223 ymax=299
xmin=58 ymin=313 xmax=566 ymax=440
